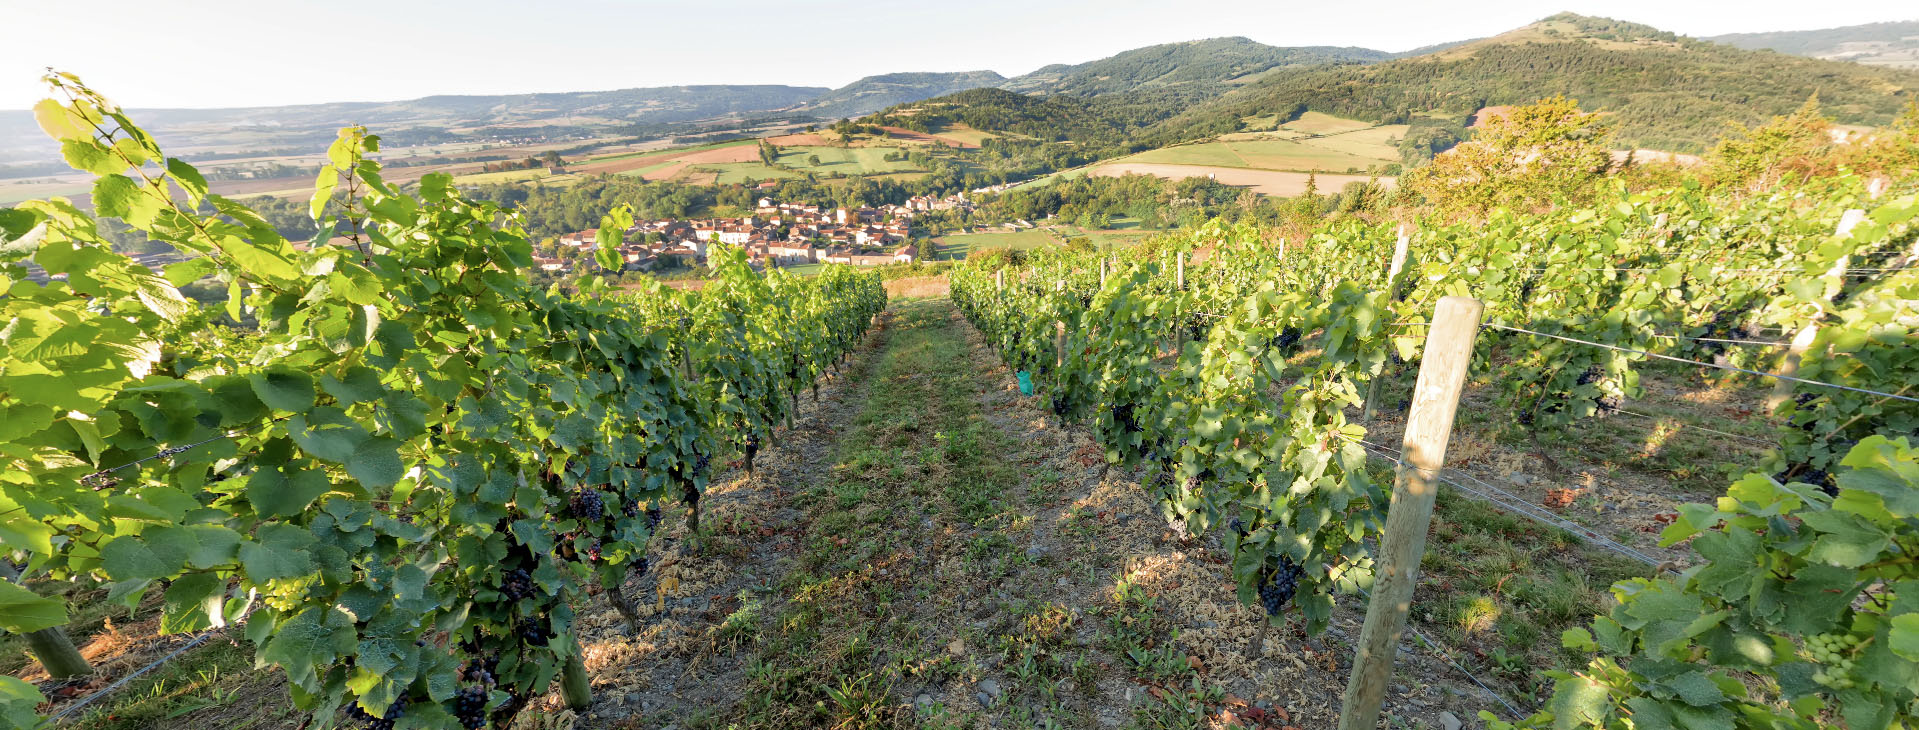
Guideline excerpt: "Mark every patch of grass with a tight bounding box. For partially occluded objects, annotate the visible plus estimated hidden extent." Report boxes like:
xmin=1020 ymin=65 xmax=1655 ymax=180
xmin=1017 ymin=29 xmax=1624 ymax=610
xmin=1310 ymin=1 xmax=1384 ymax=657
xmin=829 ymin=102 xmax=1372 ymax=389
xmin=1412 ymin=488 xmax=1646 ymax=691
xmin=1280 ymin=111 xmax=1374 ymax=135
xmin=62 ymin=639 xmax=299 ymax=730
xmin=697 ymin=162 xmax=803 ymax=184
xmin=775 ymin=146 xmax=920 ymax=175
xmin=933 ymin=230 xmax=1057 ymax=259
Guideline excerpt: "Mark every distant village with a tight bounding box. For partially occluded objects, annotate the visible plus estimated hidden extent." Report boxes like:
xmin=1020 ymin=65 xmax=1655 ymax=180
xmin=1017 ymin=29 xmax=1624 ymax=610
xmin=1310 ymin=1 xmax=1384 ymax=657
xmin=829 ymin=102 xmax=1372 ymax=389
xmin=532 ymin=194 xmax=976 ymax=275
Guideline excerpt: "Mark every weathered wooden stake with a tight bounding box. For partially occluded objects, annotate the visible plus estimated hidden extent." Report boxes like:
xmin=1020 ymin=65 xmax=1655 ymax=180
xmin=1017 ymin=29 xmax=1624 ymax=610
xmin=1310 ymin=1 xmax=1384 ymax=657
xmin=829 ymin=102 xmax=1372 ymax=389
xmin=1386 ymin=224 xmax=1411 ymax=287
xmin=1338 ymin=296 xmax=1483 ymax=730
xmin=0 ymin=562 xmax=90 ymax=678
xmin=996 ymin=269 xmax=1004 ymax=291
xmin=1100 ymin=259 xmax=1108 ymax=286
xmin=1175 ymin=252 xmax=1185 ymax=290
xmin=1768 ymin=209 xmax=1866 ymax=412
xmin=1361 ymin=225 xmax=1415 ymax=424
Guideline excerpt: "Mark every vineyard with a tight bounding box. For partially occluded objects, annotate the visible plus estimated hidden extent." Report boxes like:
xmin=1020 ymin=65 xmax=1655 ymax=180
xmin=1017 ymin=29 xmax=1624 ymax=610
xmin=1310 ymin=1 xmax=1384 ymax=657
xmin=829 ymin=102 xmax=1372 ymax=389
xmin=950 ymin=173 xmax=1919 ymax=727
xmin=1 ymin=76 xmax=885 ymax=729
xmin=2 ymin=73 xmax=1918 ymax=730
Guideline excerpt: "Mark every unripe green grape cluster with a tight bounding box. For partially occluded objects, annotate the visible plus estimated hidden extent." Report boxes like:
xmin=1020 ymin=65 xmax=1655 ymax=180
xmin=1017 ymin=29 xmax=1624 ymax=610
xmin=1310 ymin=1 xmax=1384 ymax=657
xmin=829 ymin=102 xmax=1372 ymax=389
xmin=1805 ymin=632 xmax=1863 ymax=690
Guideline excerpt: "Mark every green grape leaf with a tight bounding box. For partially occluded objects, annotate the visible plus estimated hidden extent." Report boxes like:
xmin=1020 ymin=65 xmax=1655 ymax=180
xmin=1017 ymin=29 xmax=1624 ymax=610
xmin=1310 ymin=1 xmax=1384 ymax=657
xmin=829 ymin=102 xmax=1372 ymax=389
xmin=289 ymin=407 xmax=369 ymax=463
xmin=1890 ymin=613 xmax=1919 ymax=662
xmin=32 ymin=99 xmax=86 ymax=141
xmin=160 ymin=573 xmax=223 ymax=634
xmin=239 ymin=524 xmax=317 ymax=581
xmin=249 ymin=367 xmax=317 ymax=413
xmin=60 ymin=139 xmax=122 ymax=176
xmin=165 ymin=158 xmax=209 ymax=204
xmin=346 ymin=437 xmax=404 ymax=489
xmin=259 ymin=607 xmax=356 ymax=688
xmin=100 ymin=534 xmax=182 ymax=581
xmin=0 ymin=581 xmax=68 ymax=633
xmin=247 ymin=464 xmax=332 ymax=518
xmin=320 ymin=366 xmax=384 ymax=405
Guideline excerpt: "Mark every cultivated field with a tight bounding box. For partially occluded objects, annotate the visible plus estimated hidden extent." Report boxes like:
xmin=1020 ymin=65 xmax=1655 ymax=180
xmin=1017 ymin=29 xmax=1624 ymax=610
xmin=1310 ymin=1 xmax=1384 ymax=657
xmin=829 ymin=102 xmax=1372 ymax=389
xmin=1123 ymin=138 xmax=1394 ymax=173
xmin=774 ymin=146 xmax=921 ymax=175
xmin=1089 ymin=164 xmax=1393 ymax=196
xmin=1282 ymin=110 xmax=1376 ymax=135
xmin=933 ymin=229 xmax=1058 ymax=258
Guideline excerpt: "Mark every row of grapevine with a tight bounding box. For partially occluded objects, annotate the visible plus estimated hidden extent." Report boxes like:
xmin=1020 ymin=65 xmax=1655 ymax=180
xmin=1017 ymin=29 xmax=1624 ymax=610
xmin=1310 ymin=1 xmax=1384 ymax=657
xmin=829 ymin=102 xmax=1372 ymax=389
xmin=0 ymin=75 xmax=884 ymax=730
xmin=950 ymin=174 xmax=1919 ymax=727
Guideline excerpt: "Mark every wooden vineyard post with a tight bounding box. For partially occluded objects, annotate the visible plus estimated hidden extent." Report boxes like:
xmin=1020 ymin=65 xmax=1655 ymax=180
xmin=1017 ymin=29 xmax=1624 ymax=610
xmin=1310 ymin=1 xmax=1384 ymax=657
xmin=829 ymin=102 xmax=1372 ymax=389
xmin=1767 ymin=209 xmax=1866 ymax=412
xmin=1386 ymin=224 xmax=1411 ymax=286
xmin=0 ymin=562 xmax=90 ymax=678
xmin=996 ymin=268 xmax=1004 ymax=291
xmin=1360 ymin=225 xmax=1413 ymax=424
xmin=1338 ymin=296 xmax=1484 ymax=730
xmin=1100 ymin=258 xmax=1108 ymax=286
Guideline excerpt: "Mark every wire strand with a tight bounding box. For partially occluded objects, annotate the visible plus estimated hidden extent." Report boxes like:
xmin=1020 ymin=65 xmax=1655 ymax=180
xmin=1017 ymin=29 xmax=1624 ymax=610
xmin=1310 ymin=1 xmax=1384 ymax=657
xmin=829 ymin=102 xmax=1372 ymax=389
xmin=1353 ymin=584 xmax=1533 ymax=721
xmin=81 ymin=417 xmax=290 ymax=485
xmin=1603 ymin=408 xmax=1777 ymax=447
xmin=1482 ymin=323 xmax=1919 ymax=404
xmin=1354 ymin=439 xmax=1663 ymax=568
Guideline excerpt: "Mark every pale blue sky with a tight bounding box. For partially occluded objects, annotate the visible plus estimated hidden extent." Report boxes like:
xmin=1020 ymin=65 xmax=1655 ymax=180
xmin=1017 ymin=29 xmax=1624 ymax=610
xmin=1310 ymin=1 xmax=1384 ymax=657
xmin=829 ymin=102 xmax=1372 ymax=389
xmin=1 ymin=0 xmax=1911 ymax=110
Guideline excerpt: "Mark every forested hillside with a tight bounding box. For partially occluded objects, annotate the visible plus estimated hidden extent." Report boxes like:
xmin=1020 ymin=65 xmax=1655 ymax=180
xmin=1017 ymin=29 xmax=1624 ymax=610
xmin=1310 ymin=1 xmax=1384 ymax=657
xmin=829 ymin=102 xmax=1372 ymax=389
xmin=792 ymin=71 xmax=1008 ymax=120
xmin=1155 ymin=13 xmax=1919 ymax=152
xmin=1000 ymin=37 xmax=1386 ymax=96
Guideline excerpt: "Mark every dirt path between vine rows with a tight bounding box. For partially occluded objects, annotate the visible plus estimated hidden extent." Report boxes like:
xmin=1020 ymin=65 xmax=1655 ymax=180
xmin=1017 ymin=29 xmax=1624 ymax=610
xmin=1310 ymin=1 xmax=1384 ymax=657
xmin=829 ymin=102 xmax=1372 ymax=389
xmin=561 ymin=300 xmax=1492 ymax=730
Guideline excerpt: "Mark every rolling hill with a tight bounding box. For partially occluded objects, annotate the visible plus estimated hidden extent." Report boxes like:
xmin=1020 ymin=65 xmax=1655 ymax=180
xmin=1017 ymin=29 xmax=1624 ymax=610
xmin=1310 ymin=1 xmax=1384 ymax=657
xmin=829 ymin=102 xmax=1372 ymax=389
xmin=1153 ymin=13 xmax=1919 ymax=153
xmin=1708 ymin=20 xmax=1919 ymax=69
xmin=1000 ymin=37 xmax=1387 ymax=97
xmin=792 ymin=71 xmax=1007 ymax=121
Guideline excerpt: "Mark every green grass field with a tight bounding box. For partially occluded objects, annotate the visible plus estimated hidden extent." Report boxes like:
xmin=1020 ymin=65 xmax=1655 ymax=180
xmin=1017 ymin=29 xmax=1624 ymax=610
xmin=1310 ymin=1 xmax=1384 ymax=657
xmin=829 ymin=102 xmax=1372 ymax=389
xmin=1281 ymin=111 xmax=1374 ymax=136
xmin=775 ymin=146 xmax=920 ymax=175
xmin=614 ymin=159 xmax=684 ymax=177
xmin=1306 ymin=124 xmax=1409 ymax=160
xmin=932 ymin=229 xmax=1057 ymax=259
xmin=582 ymin=138 xmax=754 ymax=164
xmin=1226 ymin=139 xmax=1393 ymax=172
xmin=449 ymin=168 xmax=582 ymax=186
xmin=697 ymin=162 xmax=803 ymax=184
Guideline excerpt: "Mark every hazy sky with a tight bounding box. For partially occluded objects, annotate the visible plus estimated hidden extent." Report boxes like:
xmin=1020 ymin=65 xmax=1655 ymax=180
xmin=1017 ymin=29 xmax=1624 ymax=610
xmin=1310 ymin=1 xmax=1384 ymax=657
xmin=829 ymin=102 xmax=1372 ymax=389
xmin=2 ymin=0 xmax=1912 ymax=110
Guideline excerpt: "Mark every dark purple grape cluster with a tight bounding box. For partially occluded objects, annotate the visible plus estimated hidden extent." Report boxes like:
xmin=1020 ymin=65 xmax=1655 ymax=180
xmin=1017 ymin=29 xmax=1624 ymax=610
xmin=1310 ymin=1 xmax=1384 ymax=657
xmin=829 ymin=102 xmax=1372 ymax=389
xmin=1776 ymin=464 xmax=1836 ymax=496
xmin=452 ymin=686 xmax=490 ymax=729
xmin=568 ymin=488 xmax=605 ymax=521
xmin=645 ymin=506 xmax=662 ymax=530
xmin=344 ymin=697 xmax=407 ymax=730
xmin=1258 ymin=556 xmax=1303 ymax=616
xmin=1114 ymin=403 xmax=1140 ymax=435
xmin=622 ymin=498 xmax=640 ymax=518
xmin=461 ymin=653 xmax=498 ymax=685
xmin=1050 ymin=395 xmax=1069 ymax=417
xmin=1271 ymin=327 xmax=1301 ymax=351
xmin=501 ymin=568 xmax=534 ymax=601
xmin=633 ymin=556 xmax=650 ymax=578
xmin=1576 ymin=365 xmax=1603 ymax=386
xmin=517 ymin=618 xmax=549 ymax=648
xmin=585 ymin=540 xmax=603 ymax=563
